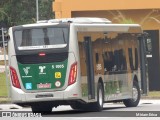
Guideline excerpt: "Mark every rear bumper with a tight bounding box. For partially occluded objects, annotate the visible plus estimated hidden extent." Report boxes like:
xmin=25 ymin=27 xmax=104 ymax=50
xmin=10 ymin=83 xmax=82 ymax=105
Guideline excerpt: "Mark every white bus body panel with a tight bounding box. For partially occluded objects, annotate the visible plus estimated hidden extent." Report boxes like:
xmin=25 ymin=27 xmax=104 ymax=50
xmin=8 ymin=19 xmax=143 ymax=105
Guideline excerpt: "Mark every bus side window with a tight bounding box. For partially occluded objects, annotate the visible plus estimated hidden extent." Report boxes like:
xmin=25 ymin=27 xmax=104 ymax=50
xmin=114 ymin=50 xmax=119 ymax=71
xmin=96 ymin=53 xmax=99 ymax=64
xmin=102 ymin=51 xmax=112 ymax=71
xmin=134 ymin=48 xmax=138 ymax=70
xmin=128 ymin=48 xmax=134 ymax=70
xmin=109 ymin=51 xmax=114 ymax=71
xmin=113 ymin=49 xmax=126 ymax=71
xmin=119 ymin=49 xmax=127 ymax=70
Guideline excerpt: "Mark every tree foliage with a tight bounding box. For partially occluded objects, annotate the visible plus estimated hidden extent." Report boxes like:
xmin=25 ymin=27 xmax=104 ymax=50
xmin=0 ymin=0 xmax=54 ymax=27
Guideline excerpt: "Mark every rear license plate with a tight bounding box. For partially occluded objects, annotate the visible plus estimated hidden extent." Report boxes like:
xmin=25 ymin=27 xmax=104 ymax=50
xmin=37 ymin=83 xmax=51 ymax=89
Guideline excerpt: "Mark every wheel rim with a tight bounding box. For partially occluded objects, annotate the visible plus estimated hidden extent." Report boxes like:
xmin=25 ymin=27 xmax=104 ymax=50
xmin=99 ymin=88 xmax=103 ymax=106
xmin=132 ymin=86 xmax=138 ymax=102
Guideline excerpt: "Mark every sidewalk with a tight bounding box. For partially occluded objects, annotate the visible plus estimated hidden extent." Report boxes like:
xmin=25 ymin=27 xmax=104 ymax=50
xmin=139 ymin=99 xmax=160 ymax=104
xmin=0 ymin=99 xmax=160 ymax=110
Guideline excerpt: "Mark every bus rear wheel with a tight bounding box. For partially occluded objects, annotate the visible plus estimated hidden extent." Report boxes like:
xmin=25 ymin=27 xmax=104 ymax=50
xmin=91 ymin=82 xmax=104 ymax=112
xmin=123 ymin=81 xmax=140 ymax=107
xmin=71 ymin=82 xmax=104 ymax=112
xmin=70 ymin=102 xmax=85 ymax=110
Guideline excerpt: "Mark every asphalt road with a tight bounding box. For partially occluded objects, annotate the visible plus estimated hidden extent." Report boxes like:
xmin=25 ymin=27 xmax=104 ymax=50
xmin=42 ymin=101 xmax=160 ymax=117
xmin=0 ymin=100 xmax=160 ymax=120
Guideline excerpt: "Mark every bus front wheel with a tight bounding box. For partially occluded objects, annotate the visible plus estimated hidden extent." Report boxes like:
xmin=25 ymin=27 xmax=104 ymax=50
xmin=123 ymin=81 xmax=140 ymax=107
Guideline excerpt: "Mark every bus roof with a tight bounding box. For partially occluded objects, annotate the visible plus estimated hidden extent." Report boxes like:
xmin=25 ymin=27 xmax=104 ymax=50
xmin=11 ymin=17 xmax=142 ymax=33
xmin=74 ymin=23 xmax=142 ymax=33
xmin=38 ymin=17 xmax=112 ymax=24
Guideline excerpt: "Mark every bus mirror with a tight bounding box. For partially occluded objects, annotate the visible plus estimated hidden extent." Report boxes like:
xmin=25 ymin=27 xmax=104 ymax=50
xmin=145 ymin=37 xmax=152 ymax=53
xmin=142 ymin=32 xmax=152 ymax=54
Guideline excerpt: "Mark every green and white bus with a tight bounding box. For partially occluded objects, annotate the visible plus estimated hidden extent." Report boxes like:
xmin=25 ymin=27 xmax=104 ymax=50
xmin=8 ymin=17 xmax=148 ymax=113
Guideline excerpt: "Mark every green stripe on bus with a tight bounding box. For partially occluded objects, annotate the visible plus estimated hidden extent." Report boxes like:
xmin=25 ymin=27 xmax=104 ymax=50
xmin=18 ymin=60 xmax=68 ymax=90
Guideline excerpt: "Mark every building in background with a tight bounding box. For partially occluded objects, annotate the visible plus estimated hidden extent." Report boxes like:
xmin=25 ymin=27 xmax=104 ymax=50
xmin=53 ymin=0 xmax=160 ymax=91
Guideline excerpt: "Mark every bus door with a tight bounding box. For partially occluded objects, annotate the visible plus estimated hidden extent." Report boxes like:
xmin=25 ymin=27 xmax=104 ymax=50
xmin=83 ymin=36 xmax=95 ymax=100
xmin=138 ymin=33 xmax=150 ymax=95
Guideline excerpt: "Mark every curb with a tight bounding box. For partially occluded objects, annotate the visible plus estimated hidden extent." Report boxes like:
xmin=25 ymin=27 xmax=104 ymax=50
xmin=141 ymin=97 xmax=160 ymax=99
xmin=0 ymin=104 xmax=22 ymax=110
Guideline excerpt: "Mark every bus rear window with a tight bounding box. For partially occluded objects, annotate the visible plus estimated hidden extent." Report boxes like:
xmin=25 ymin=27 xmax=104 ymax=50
xmin=14 ymin=27 xmax=68 ymax=50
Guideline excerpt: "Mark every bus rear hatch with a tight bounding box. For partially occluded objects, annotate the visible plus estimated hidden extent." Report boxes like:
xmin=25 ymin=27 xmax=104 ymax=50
xmin=12 ymin=25 xmax=70 ymax=91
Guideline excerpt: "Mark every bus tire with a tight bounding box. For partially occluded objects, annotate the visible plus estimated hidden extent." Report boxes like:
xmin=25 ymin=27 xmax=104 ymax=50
xmin=70 ymin=104 xmax=78 ymax=110
xmin=123 ymin=81 xmax=140 ymax=107
xmin=31 ymin=105 xmax=52 ymax=113
xmin=92 ymin=82 xmax=104 ymax=112
xmin=70 ymin=103 xmax=84 ymax=110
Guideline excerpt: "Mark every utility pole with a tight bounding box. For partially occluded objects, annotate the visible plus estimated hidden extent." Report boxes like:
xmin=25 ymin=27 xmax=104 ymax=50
xmin=36 ymin=0 xmax=39 ymax=21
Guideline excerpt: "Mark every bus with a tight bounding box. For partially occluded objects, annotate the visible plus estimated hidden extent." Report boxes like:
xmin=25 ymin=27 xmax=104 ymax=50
xmin=8 ymin=17 xmax=148 ymax=113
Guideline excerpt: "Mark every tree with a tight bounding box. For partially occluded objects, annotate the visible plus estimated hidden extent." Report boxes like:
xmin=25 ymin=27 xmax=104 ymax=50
xmin=39 ymin=0 xmax=54 ymax=20
xmin=107 ymin=11 xmax=136 ymax=24
xmin=0 ymin=0 xmax=54 ymax=27
xmin=107 ymin=10 xmax=160 ymax=25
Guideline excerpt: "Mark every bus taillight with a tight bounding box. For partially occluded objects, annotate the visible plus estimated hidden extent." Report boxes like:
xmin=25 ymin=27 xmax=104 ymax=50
xmin=9 ymin=66 xmax=21 ymax=89
xmin=68 ymin=62 xmax=77 ymax=86
xmin=39 ymin=52 xmax=46 ymax=56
